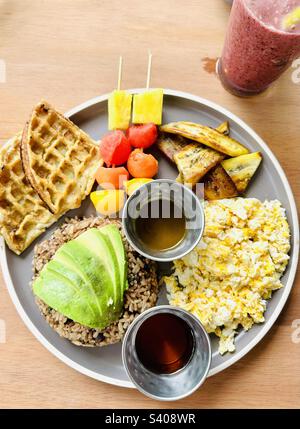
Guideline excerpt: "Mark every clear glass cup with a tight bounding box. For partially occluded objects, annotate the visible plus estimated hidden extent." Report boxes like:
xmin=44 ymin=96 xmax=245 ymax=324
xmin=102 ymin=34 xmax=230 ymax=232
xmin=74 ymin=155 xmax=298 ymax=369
xmin=218 ymin=0 xmax=300 ymax=96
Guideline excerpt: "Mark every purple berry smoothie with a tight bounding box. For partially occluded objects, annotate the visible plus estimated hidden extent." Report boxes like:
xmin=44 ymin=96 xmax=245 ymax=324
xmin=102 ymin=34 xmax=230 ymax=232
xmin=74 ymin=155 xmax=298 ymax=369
xmin=218 ymin=0 xmax=300 ymax=96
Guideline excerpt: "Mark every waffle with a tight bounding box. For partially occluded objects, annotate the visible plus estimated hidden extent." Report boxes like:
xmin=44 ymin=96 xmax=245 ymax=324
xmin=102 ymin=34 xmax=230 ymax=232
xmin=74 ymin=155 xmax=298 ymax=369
xmin=21 ymin=101 xmax=99 ymax=215
xmin=0 ymin=134 xmax=58 ymax=254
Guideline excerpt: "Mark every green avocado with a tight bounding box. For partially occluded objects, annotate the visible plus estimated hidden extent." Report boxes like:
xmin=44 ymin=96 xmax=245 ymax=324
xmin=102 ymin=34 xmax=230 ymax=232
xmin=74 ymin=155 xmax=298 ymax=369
xmin=33 ymin=226 xmax=128 ymax=329
xmin=98 ymin=224 xmax=128 ymax=295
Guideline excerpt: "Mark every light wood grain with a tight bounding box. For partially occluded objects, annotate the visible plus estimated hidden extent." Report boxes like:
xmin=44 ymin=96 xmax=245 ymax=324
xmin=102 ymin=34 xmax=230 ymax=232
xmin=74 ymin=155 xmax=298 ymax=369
xmin=0 ymin=0 xmax=299 ymax=409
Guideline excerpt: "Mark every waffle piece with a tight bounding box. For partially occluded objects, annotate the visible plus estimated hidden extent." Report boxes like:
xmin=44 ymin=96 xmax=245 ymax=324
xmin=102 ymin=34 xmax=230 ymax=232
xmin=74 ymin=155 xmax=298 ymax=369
xmin=21 ymin=101 xmax=99 ymax=215
xmin=0 ymin=134 xmax=58 ymax=254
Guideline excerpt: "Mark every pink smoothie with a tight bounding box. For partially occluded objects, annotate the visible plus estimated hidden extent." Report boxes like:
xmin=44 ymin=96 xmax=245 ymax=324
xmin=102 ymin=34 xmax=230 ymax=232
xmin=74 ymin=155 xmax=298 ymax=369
xmin=219 ymin=0 xmax=300 ymax=96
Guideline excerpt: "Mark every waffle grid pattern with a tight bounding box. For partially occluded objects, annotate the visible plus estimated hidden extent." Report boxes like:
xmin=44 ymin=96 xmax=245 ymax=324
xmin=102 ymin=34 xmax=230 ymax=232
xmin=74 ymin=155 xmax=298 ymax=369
xmin=0 ymin=134 xmax=57 ymax=254
xmin=22 ymin=102 xmax=99 ymax=215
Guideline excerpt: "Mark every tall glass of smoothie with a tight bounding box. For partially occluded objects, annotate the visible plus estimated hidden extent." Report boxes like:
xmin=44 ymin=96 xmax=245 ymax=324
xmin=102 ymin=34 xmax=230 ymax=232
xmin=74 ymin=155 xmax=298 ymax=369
xmin=218 ymin=0 xmax=300 ymax=96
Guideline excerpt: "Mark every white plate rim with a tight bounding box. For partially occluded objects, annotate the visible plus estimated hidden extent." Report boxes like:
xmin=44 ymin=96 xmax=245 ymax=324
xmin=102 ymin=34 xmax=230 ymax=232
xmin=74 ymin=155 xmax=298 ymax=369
xmin=0 ymin=88 xmax=299 ymax=389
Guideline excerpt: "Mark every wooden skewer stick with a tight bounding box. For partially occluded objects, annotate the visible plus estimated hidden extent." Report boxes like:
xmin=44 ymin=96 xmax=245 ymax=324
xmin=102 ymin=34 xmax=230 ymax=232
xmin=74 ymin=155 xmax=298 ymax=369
xmin=146 ymin=51 xmax=152 ymax=89
xmin=117 ymin=55 xmax=123 ymax=91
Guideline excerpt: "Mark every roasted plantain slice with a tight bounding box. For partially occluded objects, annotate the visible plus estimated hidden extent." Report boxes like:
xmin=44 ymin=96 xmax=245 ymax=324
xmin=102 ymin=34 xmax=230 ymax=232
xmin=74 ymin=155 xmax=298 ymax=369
xmin=221 ymin=152 xmax=262 ymax=193
xmin=216 ymin=121 xmax=230 ymax=136
xmin=204 ymin=165 xmax=238 ymax=200
xmin=160 ymin=121 xmax=248 ymax=157
xmin=157 ymin=133 xmax=188 ymax=162
xmin=157 ymin=121 xmax=229 ymax=162
xmin=174 ymin=143 xmax=224 ymax=186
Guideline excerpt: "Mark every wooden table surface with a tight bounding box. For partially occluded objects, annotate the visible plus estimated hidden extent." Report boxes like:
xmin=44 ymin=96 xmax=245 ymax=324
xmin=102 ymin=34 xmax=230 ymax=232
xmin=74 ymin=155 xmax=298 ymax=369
xmin=0 ymin=0 xmax=299 ymax=409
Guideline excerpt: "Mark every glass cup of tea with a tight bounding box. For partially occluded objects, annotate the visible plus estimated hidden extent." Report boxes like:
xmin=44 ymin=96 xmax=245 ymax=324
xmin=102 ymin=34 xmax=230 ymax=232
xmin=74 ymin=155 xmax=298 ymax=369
xmin=122 ymin=305 xmax=211 ymax=401
xmin=218 ymin=0 xmax=300 ymax=96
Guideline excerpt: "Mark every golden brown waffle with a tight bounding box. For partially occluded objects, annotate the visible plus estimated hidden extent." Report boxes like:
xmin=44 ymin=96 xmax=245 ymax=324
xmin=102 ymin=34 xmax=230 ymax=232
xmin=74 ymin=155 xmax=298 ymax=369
xmin=0 ymin=134 xmax=58 ymax=254
xmin=21 ymin=101 xmax=99 ymax=215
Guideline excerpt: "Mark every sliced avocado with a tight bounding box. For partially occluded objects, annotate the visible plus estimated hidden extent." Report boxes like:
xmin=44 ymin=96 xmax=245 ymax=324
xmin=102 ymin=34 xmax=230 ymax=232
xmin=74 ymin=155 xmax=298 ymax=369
xmin=34 ymin=258 xmax=104 ymax=327
xmin=75 ymin=228 xmax=121 ymax=309
xmin=98 ymin=224 xmax=128 ymax=295
xmin=33 ymin=228 xmax=126 ymax=329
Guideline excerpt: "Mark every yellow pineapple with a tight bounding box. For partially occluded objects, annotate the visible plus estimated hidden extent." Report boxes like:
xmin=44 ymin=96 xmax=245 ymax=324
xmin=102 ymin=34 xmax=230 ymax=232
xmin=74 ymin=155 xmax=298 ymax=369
xmin=132 ymin=89 xmax=163 ymax=125
xmin=108 ymin=90 xmax=132 ymax=130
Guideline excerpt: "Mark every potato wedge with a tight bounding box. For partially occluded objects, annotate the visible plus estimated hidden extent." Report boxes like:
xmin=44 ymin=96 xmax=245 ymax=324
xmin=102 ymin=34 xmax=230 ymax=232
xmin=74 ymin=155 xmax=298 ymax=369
xmin=221 ymin=152 xmax=262 ymax=193
xmin=204 ymin=165 xmax=238 ymax=200
xmin=160 ymin=121 xmax=249 ymax=157
xmin=216 ymin=121 xmax=230 ymax=136
xmin=174 ymin=143 xmax=224 ymax=186
xmin=157 ymin=133 xmax=188 ymax=162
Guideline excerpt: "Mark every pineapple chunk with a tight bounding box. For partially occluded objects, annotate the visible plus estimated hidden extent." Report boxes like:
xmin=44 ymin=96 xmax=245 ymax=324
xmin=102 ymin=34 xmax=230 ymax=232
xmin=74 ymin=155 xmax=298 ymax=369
xmin=108 ymin=90 xmax=132 ymax=130
xmin=90 ymin=190 xmax=125 ymax=216
xmin=124 ymin=178 xmax=153 ymax=196
xmin=132 ymin=89 xmax=163 ymax=125
xmin=221 ymin=152 xmax=262 ymax=193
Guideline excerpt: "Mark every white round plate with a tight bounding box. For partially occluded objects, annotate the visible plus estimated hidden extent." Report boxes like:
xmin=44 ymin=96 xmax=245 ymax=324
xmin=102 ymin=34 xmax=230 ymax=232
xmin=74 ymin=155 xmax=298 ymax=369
xmin=1 ymin=89 xmax=299 ymax=388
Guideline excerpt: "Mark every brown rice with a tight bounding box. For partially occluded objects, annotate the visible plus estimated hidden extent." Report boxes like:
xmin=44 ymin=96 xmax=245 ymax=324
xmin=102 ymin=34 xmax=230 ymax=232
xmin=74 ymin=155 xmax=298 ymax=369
xmin=32 ymin=216 xmax=159 ymax=347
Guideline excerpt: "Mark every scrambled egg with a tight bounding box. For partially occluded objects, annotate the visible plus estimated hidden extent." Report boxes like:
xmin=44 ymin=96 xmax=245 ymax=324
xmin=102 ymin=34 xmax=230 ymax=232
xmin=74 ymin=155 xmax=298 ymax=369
xmin=165 ymin=198 xmax=290 ymax=355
